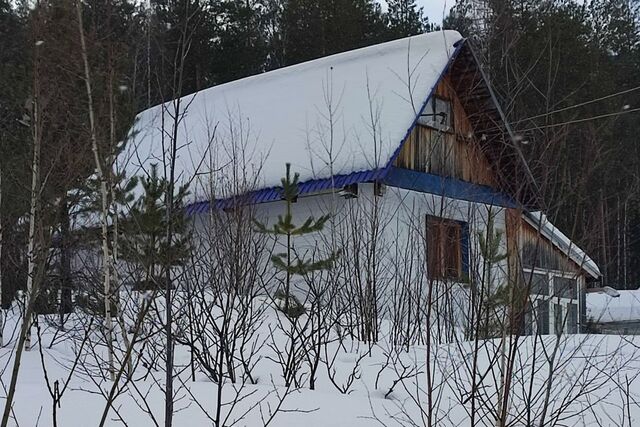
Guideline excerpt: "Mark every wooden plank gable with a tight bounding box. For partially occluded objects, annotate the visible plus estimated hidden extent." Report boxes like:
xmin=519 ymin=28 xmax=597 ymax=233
xmin=394 ymin=74 xmax=498 ymax=188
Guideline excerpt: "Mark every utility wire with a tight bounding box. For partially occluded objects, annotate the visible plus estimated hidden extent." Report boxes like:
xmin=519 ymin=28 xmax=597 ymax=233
xmin=512 ymin=84 xmax=640 ymax=125
xmin=478 ymin=85 xmax=640 ymax=135
xmin=515 ymin=106 xmax=640 ymax=133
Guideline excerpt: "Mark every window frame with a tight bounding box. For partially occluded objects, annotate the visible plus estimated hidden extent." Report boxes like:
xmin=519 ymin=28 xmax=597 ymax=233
xmin=418 ymin=95 xmax=454 ymax=133
xmin=523 ymin=267 xmax=581 ymax=335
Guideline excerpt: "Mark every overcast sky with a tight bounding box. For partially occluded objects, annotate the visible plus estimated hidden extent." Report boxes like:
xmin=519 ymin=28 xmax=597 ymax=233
xmin=378 ymin=1 xmax=453 ymax=26
xmin=419 ymin=0 xmax=453 ymax=25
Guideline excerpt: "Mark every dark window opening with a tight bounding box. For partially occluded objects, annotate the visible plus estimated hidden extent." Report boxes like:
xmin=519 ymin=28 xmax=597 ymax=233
xmin=568 ymin=304 xmax=578 ymax=334
xmin=528 ymin=272 xmax=549 ymax=295
xmin=374 ymin=181 xmax=385 ymax=197
xmin=419 ymin=96 xmax=453 ymax=132
xmin=537 ymin=299 xmax=549 ymax=335
xmin=554 ymin=303 xmax=564 ymax=336
xmin=553 ymin=277 xmax=577 ymax=299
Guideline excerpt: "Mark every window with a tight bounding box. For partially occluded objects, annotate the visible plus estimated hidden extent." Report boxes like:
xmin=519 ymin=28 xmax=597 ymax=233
xmin=567 ymin=304 xmax=578 ymax=334
xmin=418 ymin=96 xmax=453 ymax=132
xmin=554 ymin=303 xmax=564 ymax=336
xmin=554 ymin=277 xmax=577 ymax=299
xmin=529 ymin=272 xmax=548 ymax=295
xmin=537 ymin=299 xmax=550 ymax=335
xmin=524 ymin=269 xmax=580 ymax=335
xmin=427 ymin=216 xmax=468 ymax=281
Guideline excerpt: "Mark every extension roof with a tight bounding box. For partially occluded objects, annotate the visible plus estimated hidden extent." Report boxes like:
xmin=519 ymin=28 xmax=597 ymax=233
xmin=125 ymin=30 xmax=538 ymax=209
xmin=524 ymin=212 xmax=601 ymax=279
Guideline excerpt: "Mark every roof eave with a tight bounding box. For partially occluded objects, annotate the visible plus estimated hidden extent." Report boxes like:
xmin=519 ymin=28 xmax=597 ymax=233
xmin=523 ymin=211 xmax=601 ymax=279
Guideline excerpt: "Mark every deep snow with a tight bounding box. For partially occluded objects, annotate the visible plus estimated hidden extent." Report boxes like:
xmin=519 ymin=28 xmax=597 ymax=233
xmin=2 ymin=296 xmax=640 ymax=426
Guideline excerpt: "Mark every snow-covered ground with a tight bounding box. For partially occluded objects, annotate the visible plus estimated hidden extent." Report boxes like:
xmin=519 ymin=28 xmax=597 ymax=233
xmin=2 ymin=297 xmax=640 ymax=427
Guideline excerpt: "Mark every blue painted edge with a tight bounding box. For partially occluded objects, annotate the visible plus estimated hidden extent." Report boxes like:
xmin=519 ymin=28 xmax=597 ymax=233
xmin=382 ymin=167 xmax=519 ymax=209
xmin=184 ymin=168 xmax=390 ymax=215
xmin=185 ymin=164 xmax=519 ymax=215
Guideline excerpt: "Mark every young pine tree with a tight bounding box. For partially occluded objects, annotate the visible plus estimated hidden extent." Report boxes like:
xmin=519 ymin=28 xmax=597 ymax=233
xmin=255 ymin=163 xmax=339 ymax=318
xmin=477 ymin=214 xmax=508 ymax=338
xmin=120 ymin=164 xmax=190 ymax=291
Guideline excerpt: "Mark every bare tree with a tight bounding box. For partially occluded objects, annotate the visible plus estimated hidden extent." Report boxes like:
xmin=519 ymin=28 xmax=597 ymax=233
xmin=1 ymin=26 xmax=47 ymax=426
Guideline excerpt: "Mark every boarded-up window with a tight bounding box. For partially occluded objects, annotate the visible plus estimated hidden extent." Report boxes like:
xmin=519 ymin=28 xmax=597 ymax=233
xmin=427 ymin=216 xmax=467 ymax=280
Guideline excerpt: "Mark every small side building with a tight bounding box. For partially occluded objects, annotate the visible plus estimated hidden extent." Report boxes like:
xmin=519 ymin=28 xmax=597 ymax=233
xmin=587 ymin=289 xmax=640 ymax=335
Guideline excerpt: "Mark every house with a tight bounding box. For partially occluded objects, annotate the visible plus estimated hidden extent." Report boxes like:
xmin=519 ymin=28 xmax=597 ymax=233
xmin=586 ymin=288 xmax=640 ymax=334
xmin=125 ymin=30 xmax=600 ymax=336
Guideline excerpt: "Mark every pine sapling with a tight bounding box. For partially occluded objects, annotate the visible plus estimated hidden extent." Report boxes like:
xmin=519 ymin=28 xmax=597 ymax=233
xmin=255 ymin=163 xmax=340 ymax=319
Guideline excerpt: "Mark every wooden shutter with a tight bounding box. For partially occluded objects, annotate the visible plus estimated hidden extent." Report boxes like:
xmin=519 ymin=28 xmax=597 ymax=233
xmin=443 ymin=222 xmax=462 ymax=279
xmin=427 ymin=217 xmax=442 ymax=278
xmin=427 ymin=216 xmax=464 ymax=280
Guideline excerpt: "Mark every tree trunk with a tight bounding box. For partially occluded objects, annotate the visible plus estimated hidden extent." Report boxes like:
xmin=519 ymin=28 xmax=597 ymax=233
xmin=24 ymin=67 xmax=42 ymax=353
xmin=1 ymin=46 xmax=44 ymax=423
xmin=76 ymin=1 xmax=115 ymax=380
xmin=59 ymin=199 xmax=73 ymax=329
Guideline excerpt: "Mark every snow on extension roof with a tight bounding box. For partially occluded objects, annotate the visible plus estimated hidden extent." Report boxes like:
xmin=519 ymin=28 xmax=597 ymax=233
xmin=587 ymin=289 xmax=640 ymax=323
xmin=523 ymin=211 xmax=601 ymax=279
xmin=123 ymin=30 xmax=463 ymax=201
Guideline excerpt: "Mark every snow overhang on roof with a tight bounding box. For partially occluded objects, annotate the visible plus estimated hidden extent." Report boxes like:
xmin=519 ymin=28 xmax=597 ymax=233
xmin=587 ymin=289 xmax=640 ymax=323
xmin=123 ymin=30 xmax=463 ymax=202
xmin=523 ymin=211 xmax=601 ymax=279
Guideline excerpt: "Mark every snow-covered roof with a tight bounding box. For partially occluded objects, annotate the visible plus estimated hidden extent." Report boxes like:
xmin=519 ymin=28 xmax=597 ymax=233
xmin=123 ymin=31 xmax=463 ymax=201
xmin=523 ymin=211 xmax=601 ymax=279
xmin=587 ymin=289 xmax=640 ymax=323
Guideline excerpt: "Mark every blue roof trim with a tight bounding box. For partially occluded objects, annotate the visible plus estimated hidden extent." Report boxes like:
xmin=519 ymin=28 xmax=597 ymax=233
xmin=384 ymin=38 xmax=467 ymax=169
xmin=382 ymin=167 xmax=519 ymax=208
xmin=184 ymin=168 xmax=389 ymax=216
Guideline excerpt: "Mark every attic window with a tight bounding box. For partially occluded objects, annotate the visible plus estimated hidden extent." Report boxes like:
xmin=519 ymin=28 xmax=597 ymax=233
xmin=427 ymin=216 xmax=469 ymax=281
xmin=418 ymin=96 xmax=453 ymax=132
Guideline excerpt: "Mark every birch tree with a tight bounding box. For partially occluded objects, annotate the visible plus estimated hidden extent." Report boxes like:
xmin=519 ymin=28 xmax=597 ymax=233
xmin=1 ymin=30 xmax=46 ymax=427
xmin=75 ymin=0 xmax=116 ymax=381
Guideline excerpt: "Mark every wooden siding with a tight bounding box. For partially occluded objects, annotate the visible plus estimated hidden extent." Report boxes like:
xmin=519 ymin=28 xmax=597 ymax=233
xmin=394 ymin=75 xmax=497 ymax=187
xmin=506 ymin=209 xmax=584 ymax=278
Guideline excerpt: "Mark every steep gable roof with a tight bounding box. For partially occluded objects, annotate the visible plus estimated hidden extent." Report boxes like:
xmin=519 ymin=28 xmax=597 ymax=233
xmin=124 ymin=30 xmax=540 ymax=211
xmin=124 ymin=31 xmax=464 ymax=201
